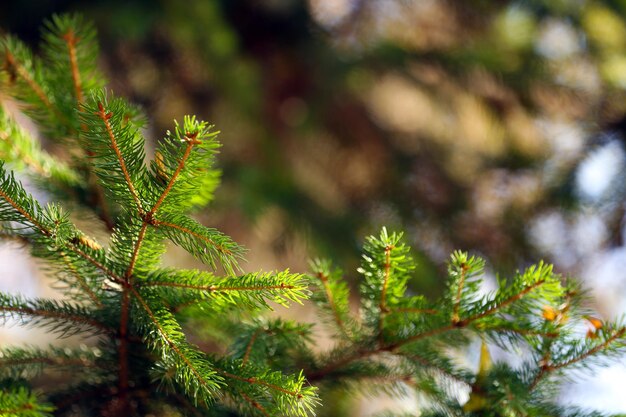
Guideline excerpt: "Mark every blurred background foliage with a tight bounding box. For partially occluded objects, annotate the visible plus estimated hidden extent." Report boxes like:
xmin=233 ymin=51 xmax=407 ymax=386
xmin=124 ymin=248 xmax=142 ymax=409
xmin=4 ymin=0 xmax=626 ymax=314
xmin=3 ymin=0 xmax=626 ymax=410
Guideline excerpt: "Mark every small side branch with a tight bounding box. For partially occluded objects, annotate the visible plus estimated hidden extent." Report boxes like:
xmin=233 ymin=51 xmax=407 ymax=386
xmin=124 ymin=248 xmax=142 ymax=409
xmin=217 ymin=369 xmax=303 ymax=399
xmin=378 ymin=245 xmax=393 ymax=344
xmin=67 ymin=243 xmax=124 ymax=284
xmin=95 ymin=102 xmax=143 ymax=214
xmin=154 ymin=220 xmax=233 ymax=256
xmin=60 ymin=252 xmax=103 ymax=308
xmin=309 ymin=279 xmax=548 ymax=381
xmin=125 ymin=222 xmax=148 ymax=280
xmin=316 ymin=271 xmax=348 ymax=337
xmin=458 ymin=280 xmax=546 ymax=325
xmin=452 ymin=262 xmax=469 ymax=324
xmin=240 ymin=391 xmax=270 ymax=417
xmin=150 ymin=134 xmax=199 ymax=215
xmin=4 ymin=51 xmax=69 ymax=126
xmin=0 ymin=189 xmax=49 ymax=236
xmin=242 ymin=329 xmax=261 ymax=366
xmin=400 ymin=352 xmax=470 ymax=385
xmin=62 ymin=30 xmax=84 ymax=105
xmin=139 ymin=281 xmax=294 ymax=292
xmin=0 ymin=355 xmax=98 ymax=369
xmin=130 ymin=288 xmax=217 ymax=390
xmin=118 ymin=287 xmax=130 ymax=412
xmin=0 ymin=305 xmax=112 ymax=334
xmin=530 ymin=327 xmax=626 ymax=390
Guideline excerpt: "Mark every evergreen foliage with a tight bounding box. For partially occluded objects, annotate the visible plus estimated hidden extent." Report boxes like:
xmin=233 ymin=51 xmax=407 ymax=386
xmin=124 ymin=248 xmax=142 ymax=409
xmin=1 ymin=14 xmax=625 ymax=417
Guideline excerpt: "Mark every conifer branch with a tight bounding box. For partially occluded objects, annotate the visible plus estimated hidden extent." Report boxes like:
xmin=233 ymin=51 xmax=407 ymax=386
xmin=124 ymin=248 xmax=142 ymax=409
xmin=378 ymin=244 xmax=393 ymax=340
xmin=125 ymin=222 xmax=148 ymax=279
xmin=0 ymin=130 xmax=49 ymax=179
xmin=140 ymin=281 xmax=296 ymax=292
xmin=0 ymin=347 xmax=102 ymax=378
xmin=530 ymin=327 xmax=626 ymax=390
xmin=62 ymin=29 xmax=84 ymax=105
xmin=240 ymin=391 xmax=270 ymax=417
xmin=154 ymin=220 xmax=234 ymax=256
xmin=458 ymin=280 xmax=547 ymax=325
xmin=66 ymin=243 xmax=123 ymax=284
xmin=0 ymin=188 xmax=49 ymax=236
xmin=62 ymin=28 xmax=114 ymax=229
xmin=399 ymin=352 xmax=470 ymax=385
xmin=130 ymin=287 xmax=220 ymax=393
xmin=4 ymin=51 xmax=68 ymax=125
xmin=390 ymin=307 xmax=439 ymax=315
xmin=242 ymin=329 xmax=262 ymax=367
xmin=311 ymin=278 xmax=549 ymax=380
xmin=487 ymin=326 xmax=559 ymax=339
xmin=0 ymin=356 xmax=92 ymax=368
xmin=60 ymin=252 xmax=103 ymax=307
xmin=150 ymin=134 xmax=198 ymax=215
xmin=0 ymin=301 xmax=112 ymax=335
xmin=452 ymin=262 xmax=468 ymax=324
xmin=94 ymin=101 xmax=143 ymax=213
xmin=316 ymin=270 xmax=348 ymax=337
xmin=217 ymin=369 xmax=304 ymax=398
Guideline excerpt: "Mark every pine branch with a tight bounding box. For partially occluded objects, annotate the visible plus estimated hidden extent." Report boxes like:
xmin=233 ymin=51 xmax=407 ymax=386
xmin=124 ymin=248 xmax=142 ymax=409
xmin=131 ymin=287 xmax=224 ymax=404
xmin=0 ymin=388 xmax=54 ymax=417
xmin=240 ymin=391 xmax=271 ymax=417
xmin=125 ymin=222 xmax=148 ymax=279
xmin=0 ymin=164 xmax=49 ymax=235
xmin=140 ymin=268 xmax=309 ymax=310
xmin=0 ymin=106 xmax=80 ymax=190
xmin=214 ymin=361 xmax=318 ymax=417
xmin=378 ymin=243 xmax=393 ymax=340
xmin=146 ymin=115 xmax=220 ymax=213
xmin=530 ymin=326 xmax=626 ymax=390
xmin=229 ymin=319 xmax=314 ymax=371
xmin=93 ymin=101 xmax=143 ymax=213
xmin=153 ymin=215 xmax=243 ymax=275
xmin=241 ymin=329 xmax=262 ymax=366
xmin=451 ymin=261 xmax=468 ymax=324
xmin=2 ymin=39 xmax=69 ymax=129
xmin=62 ymin=29 xmax=84 ymax=105
xmin=0 ymin=293 xmax=112 ymax=336
xmin=59 ymin=251 xmax=103 ymax=307
xmin=149 ymin=132 xmax=199 ymax=215
xmin=0 ymin=345 xmax=102 ymax=379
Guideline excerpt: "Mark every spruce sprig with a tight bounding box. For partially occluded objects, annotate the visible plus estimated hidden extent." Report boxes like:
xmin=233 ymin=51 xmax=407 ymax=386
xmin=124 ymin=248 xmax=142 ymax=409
xmin=301 ymin=228 xmax=626 ymax=416
xmin=1 ymin=13 xmax=625 ymax=417
xmin=0 ymin=14 xmax=316 ymax=416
